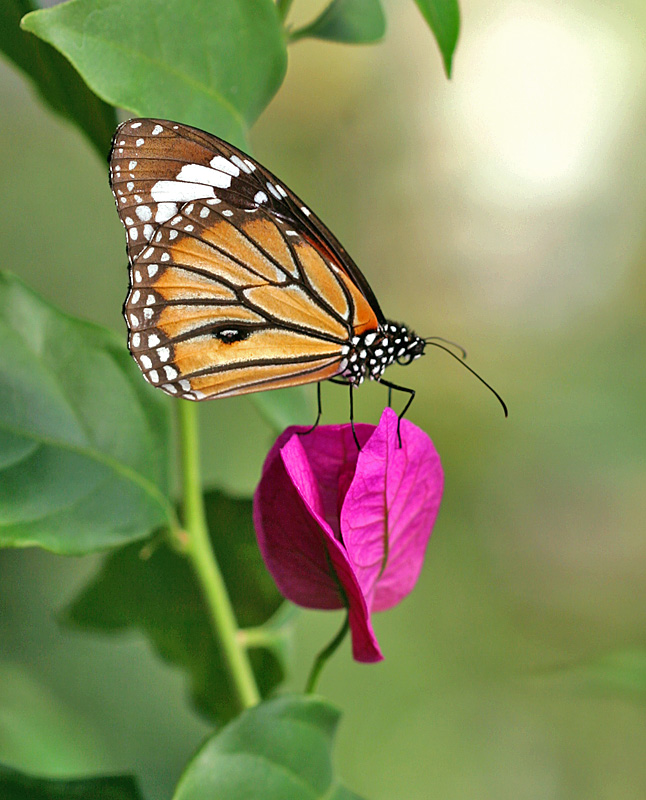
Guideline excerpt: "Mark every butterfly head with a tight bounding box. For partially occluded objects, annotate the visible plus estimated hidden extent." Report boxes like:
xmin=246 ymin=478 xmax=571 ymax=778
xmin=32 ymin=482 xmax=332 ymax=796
xmin=340 ymin=322 xmax=426 ymax=385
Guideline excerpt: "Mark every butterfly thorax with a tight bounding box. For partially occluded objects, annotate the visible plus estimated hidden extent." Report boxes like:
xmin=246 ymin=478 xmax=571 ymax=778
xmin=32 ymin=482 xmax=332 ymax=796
xmin=339 ymin=322 xmax=426 ymax=385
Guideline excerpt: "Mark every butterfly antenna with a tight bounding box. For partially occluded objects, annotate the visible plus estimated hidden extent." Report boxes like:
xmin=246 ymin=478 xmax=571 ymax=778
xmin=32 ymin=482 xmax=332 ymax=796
xmin=426 ymin=341 xmax=508 ymax=417
xmin=424 ymin=336 xmax=467 ymax=360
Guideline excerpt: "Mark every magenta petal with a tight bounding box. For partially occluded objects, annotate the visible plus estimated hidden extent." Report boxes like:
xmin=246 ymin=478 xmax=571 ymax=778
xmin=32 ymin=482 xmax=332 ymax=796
xmin=286 ymin=423 xmax=373 ymax=538
xmin=253 ymin=430 xmax=383 ymax=662
xmin=341 ymin=407 xmax=444 ymax=612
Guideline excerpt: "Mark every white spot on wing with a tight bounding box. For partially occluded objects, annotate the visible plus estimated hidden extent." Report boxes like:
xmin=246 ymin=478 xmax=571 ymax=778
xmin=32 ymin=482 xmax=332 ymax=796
xmin=209 ymin=155 xmax=239 ymax=177
xmin=152 ymin=124 xmax=163 ymax=135
xmin=164 ymin=365 xmax=178 ymax=380
xmin=254 ymin=191 xmax=268 ymax=204
xmin=140 ymin=355 xmax=152 ymax=369
xmin=230 ymin=155 xmax=250 ymax=174
xmin=177 ymin=163 xmax=232 ymax=188
xmin=129 ymin=160 xmax=137 ymax=169
xmin=147 ymin=264 xmax=158 ymax=277
xmin=130 ymin=122 xmax=142 ymax=129
xmin=151 ymin=179 xmax=217 ymax=203
xmin=131 ymin=333 xmax=140 ymax=347
xmin=135 ymin=138 xmax=144 ymax=147
xmin=158 ymin=347 xmax=170 ymax=362
xmin=148 ymin=334 xmax=160 ymax=347
xmin=155 ymin=202 xmax=178 ymax=223
xmin=136 ymin=205 xmax=152 ymax=222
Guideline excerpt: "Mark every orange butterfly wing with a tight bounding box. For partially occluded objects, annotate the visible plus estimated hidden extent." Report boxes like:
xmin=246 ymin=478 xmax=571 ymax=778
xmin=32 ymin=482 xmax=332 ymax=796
xmin=109 ymin=119 xmax=380 ymax=399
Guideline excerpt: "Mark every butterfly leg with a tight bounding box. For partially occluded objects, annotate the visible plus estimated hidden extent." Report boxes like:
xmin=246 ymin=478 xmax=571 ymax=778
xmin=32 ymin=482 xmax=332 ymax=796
xmin=327 ymin=377 xmax=361 ymax=450
xmin=300 ymin=382 xmax=323 ymax=436
xmin=377 ymin=378 xmax=416 ymax=447
xmin=349 ymin=383 xmax=360 ymax=451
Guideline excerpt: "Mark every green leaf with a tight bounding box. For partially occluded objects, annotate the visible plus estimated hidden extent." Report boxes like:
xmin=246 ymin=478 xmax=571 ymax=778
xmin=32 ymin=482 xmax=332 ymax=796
xmin=413 ymin=0 xmax=460 ymax=77
xmin=0 ymin=272 xmax=173 ymax=554
xmin=66 ymin=489 xmax=290 ymax=723
xmin=173 ymin=695 xmax=366 ymax=800
xmin=0 ymin=0 xmax=116 ymax=156
xmin=0 ymin=662 xmax=110 ymax=775
xmin=291 ymin=0 xmax=386 ymax=44
xmin=21 ymin=0 xmax=288 ymax=149
xmin=0 ymin=764 xmax=143 ymax=800
xmin=253 ymin=386 xmax=316 ymax=432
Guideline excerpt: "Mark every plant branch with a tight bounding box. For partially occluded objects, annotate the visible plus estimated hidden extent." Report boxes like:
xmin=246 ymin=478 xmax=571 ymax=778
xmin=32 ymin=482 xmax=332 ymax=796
xmin=276 ymin=0 xmax=295 ymax=22
xmin=305 ymin=612 xmax=350 ymax=693
xmin=177 ymin=399 xmax=260 ymax=710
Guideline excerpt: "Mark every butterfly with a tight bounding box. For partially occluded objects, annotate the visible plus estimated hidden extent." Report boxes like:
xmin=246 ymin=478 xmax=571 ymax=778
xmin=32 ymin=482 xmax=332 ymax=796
xmin=108 ymin=118 xmax=506 ymax=418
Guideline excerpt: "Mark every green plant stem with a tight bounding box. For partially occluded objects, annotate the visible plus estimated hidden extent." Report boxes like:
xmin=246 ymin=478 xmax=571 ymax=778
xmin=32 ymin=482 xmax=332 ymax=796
xmin=177 ymin=399 xmax=260 ymax=711
xmin=305 ymin=612 xmax=350 ymax=694
xmin=276 ymin=0 xmax=295 ymax=22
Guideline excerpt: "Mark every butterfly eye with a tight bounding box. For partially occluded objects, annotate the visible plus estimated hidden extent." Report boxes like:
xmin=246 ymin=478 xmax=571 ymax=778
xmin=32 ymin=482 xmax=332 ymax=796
xmin=396 ymin=353 xmax=415 ymax=366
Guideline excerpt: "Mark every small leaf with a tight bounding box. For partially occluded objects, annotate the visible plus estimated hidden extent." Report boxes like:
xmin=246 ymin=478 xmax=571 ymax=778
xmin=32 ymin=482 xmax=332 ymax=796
xmin=21 ymin=0 xmax=288 ymax=148
xmin=66 ymin=490 xmax=289 ymax=723
xmin=0 ymin=763 xmax=143 ymax=800
xmin=0 ymin=272 xmax=172 ymax=554
xmin=253 ymin=386 xmax=316 ymax=432
xmin=1 ymin=0 xmax=116 ymax=156
xmin=292 ymin=0 xmax=386 ymax=45
xmin=413 ymin=0 xmax=460 ymax=77
xmin=173 ymin=695 xmax=366 ymax=800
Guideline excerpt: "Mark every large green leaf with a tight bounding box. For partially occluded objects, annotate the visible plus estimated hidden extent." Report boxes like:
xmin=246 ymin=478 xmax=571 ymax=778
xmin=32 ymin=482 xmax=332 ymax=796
xmin=21 ymin=0 xmax=288 ymax=148
xmin=291 ymin=0 xmax=386 ymax=44
xmin=0 ymin=662 xmax=110 ymax=776
xmin=66 ymin=490 xmax=290 ymax=723
xmin=0 ymin=272 xmax=172 ymax=553
xmin=0 ymin=0 xmax=116 ymax=157
xmin=173 ymin=695 xmax=365 ymax=800
xmin=0 ymin=764 xmax=143 ymax=800
xmin=413 ymin=0 xmax=460 ymax=77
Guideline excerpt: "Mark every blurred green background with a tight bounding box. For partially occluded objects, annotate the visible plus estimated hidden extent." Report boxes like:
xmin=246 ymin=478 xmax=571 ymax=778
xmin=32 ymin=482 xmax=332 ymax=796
xmin=2 ymin=0 xmax=646 ymax=797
